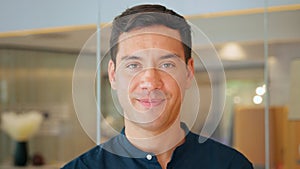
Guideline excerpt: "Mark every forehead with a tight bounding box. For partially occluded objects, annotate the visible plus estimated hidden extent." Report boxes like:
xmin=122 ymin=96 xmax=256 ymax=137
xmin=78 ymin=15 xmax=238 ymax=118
xmin=118 ymin=25 xmax=181 ymax=41
xmin=117 ymin=25 xmax=184 ymax=60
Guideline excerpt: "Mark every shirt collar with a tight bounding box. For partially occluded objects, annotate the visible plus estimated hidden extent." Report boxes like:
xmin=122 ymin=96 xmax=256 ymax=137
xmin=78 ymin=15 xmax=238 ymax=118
xmin=103 ymin=122 xmax=191 ymax=159
xmin=120 ymin=122 xmax=190 ymax=136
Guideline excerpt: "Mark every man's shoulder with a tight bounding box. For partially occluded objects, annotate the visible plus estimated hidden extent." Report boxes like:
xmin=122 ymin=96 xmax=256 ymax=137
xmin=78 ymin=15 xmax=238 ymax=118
xmin=184 ymin=132 xmax=253 ymax=168
xmin=61 ymin=145 xmax=103 ymax=169
xmin=187 ymin=132 xmax=241 ymax=153
xmin=61 ymin=136 xmax=121 ymax=169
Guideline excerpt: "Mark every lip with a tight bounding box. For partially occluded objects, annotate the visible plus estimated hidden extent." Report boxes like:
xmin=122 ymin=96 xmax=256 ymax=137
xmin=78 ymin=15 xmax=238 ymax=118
xmin=136 ymin=98 xmax=165 ymax=109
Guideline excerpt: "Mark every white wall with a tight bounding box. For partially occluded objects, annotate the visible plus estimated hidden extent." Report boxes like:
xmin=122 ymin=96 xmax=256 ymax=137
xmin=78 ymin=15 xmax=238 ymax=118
xmin=269 ymin=42 xmax=300 ymax=106
xmin=0 ymin=0 xmax=299 ymax=32
xmin=289 ymin=59 xmax=300 ymax=119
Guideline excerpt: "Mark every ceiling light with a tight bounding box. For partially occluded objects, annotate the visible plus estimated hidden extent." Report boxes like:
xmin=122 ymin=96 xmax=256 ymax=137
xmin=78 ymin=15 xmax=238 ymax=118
xmin=220 ymin=43 xmax=246 ymax=60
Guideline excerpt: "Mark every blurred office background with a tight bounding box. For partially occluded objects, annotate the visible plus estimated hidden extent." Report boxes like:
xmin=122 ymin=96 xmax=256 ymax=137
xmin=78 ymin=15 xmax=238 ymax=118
xmin=0 ymin=0 xmax=300 ymax=169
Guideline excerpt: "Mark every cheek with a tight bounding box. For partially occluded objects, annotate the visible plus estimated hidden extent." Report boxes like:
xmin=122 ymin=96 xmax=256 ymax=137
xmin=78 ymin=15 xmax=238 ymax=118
xmin=115 ymin=75 xmax=132 ymax=110
xmin=165 ymin=72 xmax=187 ymax=93
xmin=160 ymin=76 xmax=181 ymax=99
xmin=167 ymin=81 xmax=182 ymax=99
xmin=115 ymin=73 xmax=139 ymax=93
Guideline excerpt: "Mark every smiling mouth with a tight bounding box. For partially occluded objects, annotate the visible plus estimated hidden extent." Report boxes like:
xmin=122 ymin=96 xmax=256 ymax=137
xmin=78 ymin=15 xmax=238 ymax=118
xmin=136 ymin=98 xmax=165 ymax=108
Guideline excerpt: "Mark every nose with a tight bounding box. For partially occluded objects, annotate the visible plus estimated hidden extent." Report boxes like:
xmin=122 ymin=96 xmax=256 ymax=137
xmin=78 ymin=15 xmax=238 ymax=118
xmin=139 ymin=68 xmax=163 ymax=91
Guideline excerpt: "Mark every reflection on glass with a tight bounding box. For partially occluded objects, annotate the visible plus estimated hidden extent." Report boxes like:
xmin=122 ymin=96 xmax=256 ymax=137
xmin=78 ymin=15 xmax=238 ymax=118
xmin=0 ymin=3 xmax=299 ymax=169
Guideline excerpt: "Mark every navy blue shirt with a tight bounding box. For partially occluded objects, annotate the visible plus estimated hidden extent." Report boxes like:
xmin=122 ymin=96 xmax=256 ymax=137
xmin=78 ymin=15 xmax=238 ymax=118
xmin=62 ymin=124 xmax=253 ymax=169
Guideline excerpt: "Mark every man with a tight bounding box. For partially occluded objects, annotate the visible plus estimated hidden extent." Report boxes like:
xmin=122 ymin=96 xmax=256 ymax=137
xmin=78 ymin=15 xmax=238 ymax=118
xmin=62 ymin=4 xmax=253 ymax=169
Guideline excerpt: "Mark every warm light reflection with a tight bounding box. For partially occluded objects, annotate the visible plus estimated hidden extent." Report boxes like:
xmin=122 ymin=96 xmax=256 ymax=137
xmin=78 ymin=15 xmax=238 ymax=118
xmin=220 ymin=43 xmax=246 ymax=60
xmin=233 ymin=96 xmax=241 ymax=104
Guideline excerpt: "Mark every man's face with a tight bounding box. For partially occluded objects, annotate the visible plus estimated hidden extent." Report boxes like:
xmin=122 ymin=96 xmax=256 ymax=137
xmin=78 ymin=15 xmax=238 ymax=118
xmin=108 ymin=25 xmax=194 ymax=132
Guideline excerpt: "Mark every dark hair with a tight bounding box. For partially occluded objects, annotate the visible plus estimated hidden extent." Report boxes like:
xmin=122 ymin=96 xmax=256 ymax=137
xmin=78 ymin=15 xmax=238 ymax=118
xmin=110 ymin=4 xmax=191 ymax=64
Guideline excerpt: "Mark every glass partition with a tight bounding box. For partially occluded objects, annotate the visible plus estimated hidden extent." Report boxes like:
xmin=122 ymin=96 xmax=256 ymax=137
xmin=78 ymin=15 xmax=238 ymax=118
xmin=268 ymin=7 xmax=300 ymax=169
xmin=0 ymin=1 xmax=299 ymax=169
xmin=0 ymin=28 xmax=97 ymax=167
xmin=187 ymin=7 xmax=266 ymax=169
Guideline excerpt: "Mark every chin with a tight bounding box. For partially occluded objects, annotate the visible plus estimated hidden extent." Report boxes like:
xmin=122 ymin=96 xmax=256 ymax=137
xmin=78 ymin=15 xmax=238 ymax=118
xmin=133 ymin=117 xmax=176 ymax=133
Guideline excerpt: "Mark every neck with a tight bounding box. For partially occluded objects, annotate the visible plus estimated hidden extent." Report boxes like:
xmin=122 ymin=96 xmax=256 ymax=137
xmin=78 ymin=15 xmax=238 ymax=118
xmin=125 ymin=118 xmax=185 ymax=168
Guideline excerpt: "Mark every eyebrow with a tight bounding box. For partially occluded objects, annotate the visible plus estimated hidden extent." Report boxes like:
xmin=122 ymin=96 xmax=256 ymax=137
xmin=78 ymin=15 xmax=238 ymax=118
xmin=159 ymin=54 xmax=181 ymax=60
xmin=120 ymin=53 xmax=181 ymax=61
xmin=120 ymin=55 xmax=142 ymax=61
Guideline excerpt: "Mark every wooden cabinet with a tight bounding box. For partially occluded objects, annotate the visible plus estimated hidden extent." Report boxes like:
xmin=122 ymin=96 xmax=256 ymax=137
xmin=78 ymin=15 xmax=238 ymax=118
xmin=234 ymin=106 xmax=300 ymax=169
xmin=286 ymin=121 xmax=300 ymax=169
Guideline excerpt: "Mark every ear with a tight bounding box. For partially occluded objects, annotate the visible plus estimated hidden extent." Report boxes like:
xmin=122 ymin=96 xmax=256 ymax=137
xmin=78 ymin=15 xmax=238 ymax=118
xmin=185 ymin=58 xmax=194 ymax=89
xmin=108 ymin=59 xmax=117 ymax=90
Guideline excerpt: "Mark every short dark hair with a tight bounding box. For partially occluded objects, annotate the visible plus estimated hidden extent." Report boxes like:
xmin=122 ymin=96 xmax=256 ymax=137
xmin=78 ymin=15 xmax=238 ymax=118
xmin=110 ymin=4 xmax=191 ymax=64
